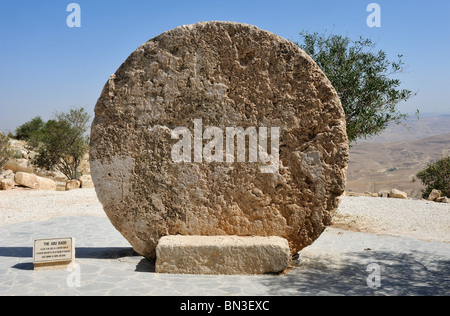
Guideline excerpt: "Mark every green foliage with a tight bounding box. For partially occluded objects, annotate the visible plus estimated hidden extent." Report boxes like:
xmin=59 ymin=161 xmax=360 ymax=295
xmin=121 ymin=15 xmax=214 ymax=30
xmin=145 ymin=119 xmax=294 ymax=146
xmin=0 ymin=133 xmax=13 ymax=171
xmin=297 ymin=31 xmax=414 ymax=143
xmin=416 ymin=157 xmax=450 ymax=198
xmin=14 ymin=116 xmax=45 ymax=141
xmin=32 ymin=107 xmax=91 ymax=180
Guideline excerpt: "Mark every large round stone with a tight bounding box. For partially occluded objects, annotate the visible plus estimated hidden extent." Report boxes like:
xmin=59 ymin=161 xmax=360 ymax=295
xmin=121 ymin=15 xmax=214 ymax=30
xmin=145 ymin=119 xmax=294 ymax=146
xmin=90 ymin=21 xmax=349 ymax=259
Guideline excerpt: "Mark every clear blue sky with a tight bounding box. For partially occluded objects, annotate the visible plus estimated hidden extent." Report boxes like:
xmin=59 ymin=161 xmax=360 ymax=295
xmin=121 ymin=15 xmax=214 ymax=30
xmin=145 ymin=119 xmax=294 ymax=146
xmin=1 ymin=0 xmax=449 ymax=133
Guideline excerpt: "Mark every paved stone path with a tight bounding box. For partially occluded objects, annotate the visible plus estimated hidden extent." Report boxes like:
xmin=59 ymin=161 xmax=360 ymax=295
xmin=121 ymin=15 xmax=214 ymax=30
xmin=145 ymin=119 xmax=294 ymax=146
xmin=0 ymin=215 xmax=449 ymax=296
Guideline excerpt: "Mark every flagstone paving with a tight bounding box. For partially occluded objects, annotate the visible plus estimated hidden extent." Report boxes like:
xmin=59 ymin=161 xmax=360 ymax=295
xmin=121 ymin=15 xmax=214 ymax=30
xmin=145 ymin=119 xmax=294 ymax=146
xmin=0 ymin=215 xmax=448 ymax=296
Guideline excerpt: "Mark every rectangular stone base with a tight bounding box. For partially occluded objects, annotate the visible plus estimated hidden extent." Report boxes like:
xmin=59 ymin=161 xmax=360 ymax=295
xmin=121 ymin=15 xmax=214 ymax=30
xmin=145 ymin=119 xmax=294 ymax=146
xmin=155 ymin=235 xmax=291 ymax=275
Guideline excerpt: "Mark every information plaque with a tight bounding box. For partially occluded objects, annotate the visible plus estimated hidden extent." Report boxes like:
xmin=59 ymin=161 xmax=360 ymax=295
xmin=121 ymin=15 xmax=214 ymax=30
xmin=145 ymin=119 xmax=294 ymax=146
xmin=33 ymin=237 xmax=75 ymax=270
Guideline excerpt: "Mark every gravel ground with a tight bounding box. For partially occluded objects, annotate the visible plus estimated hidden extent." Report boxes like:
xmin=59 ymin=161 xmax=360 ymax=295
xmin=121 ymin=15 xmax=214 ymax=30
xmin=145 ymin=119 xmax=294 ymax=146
xmin=0 ymin=188 xmax=449 ymax=296
xmin=0 ymin=188 xmax=106 ymax=226
xmin=333 ymin=196 xmax=450 ymax=243
xmin=1 ymin=188 xmax=449 ymax=243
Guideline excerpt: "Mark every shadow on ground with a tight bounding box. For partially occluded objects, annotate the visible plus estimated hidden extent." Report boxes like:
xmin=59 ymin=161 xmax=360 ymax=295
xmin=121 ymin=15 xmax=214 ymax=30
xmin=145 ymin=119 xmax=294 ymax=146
xmin=0 ymin=247 xmax=137 ymax=259
xmin=2 ymin=246 xmax=448 ymax=295
xmin=262 ymin=250 xmax=450 ymax=296
xmin=0 ymin=246 xmax=156 ymax=272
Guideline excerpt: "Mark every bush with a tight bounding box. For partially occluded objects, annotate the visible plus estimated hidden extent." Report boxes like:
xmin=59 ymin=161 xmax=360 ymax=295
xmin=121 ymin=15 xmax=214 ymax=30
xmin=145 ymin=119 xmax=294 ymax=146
xmin=32 ymin=107 xmax=91 ymax=180
xmin=0 ymin=133 xmax=13 ymax=171
xmin=14 ymin=116 xmax=45 ymax=141
xmin=416 ymin=157 xmax=450 ymax=198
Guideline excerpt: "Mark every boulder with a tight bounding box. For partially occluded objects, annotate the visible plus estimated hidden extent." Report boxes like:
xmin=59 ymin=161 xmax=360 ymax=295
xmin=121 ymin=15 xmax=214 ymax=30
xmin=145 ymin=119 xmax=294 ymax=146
xmin=0 ymin=179 xmax=14 ymax=191
xmin=390 ymin=189 xmax=407 ymax=199
xmin=435 ymin=196 xmax=450 ymax=203
xmin=37 ymin=177 xmax=57 ymax=191
xmin=15 ymin=172 xmax=39 ymax=189
xmin=90 ymin=21 xmax=349 ymax=259
xmin=155 ymin=235 xmax=291 ymax=275
xmin=65 ymin=179 xmax=80 ymax=190
xmin=14 ymin=172 xmax=56 ymax=190
xmin=428 ymin=189 xmax=442 ymax=201
xmin=0 ymin=169 xmax=14 ymax=177
xmin=4 ymin=159 xmax=33 ymax=173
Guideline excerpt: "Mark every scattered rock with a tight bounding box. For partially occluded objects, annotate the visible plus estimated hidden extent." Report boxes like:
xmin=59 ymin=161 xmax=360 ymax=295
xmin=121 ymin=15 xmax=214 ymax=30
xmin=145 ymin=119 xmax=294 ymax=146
xmin=390 ymin=189 xmax=408 ymax=199
xmin=0 ymin=179 xmax=14 ymax=190
xmin=379 ymin=190 xmax=390 ymax=198
xmin=435 ymin=196 xmax=450 ymax=203
xmin=0 ymin=169 xmax=14 ymax=177
xmin=65 ymin=180 xmax=81 ymax=191
xmin=37 ymin=177 xmax=57 ymax=191
xmin=15 ymin=172 xmax=39 ymax=189
xmin=1 ymin=135 xmax=90 ymax=192
xmin=14 ymin=172 xmax=56 ymax=190
xmin=428 ymin=189 xmax=442 ymax=201
xmin=4 ymin=159 xmax=33 ymax=174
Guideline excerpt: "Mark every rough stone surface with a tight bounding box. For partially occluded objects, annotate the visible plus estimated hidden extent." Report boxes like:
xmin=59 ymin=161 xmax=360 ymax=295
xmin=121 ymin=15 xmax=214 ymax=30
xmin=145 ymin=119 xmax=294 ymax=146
xmin=5 ymin=160 xmax=33 ymax=174
xmin=14 ymin=172 xmax=56 ymax=190
xmin=155 ymin=235 xmax=291 ymax=275
xmin=36 ymin=177 xmax=56 ymax=191
xmin=390 ymin=189 xmax=407 ymax=199
xmin=428 ymin=189 xmax=442 ymax=201
xmin=90 ymin=21 xmax=349 ymax=259
xmin=15 ymin=172 xmax=39 ymax=189
xmin=1 ymin=179 xmax=14 ymax=190
xmin=436 ymin=196 xmax=449 ymax=203
xmin=65 ymin=179 xmax=80 ymax=191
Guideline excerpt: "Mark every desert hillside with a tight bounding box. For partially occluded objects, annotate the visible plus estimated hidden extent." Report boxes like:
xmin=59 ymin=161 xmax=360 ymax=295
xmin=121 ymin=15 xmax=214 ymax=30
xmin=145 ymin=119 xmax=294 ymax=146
xmin=346 ymin=115 xmax=450 ymax=198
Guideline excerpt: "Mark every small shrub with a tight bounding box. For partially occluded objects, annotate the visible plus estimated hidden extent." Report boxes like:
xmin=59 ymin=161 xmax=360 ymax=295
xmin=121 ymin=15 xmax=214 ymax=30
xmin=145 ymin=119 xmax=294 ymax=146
xmin=416 ymin=157 xmax=450 ymax=198
xmin=33 ymin=107 xmax=90 ymax=180
xmin=14 ymin=116 xmax=45 ymax=141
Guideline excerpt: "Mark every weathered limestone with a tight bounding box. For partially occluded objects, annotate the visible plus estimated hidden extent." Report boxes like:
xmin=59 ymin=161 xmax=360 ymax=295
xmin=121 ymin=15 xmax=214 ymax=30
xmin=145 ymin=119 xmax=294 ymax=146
xmin=435 ymin=196 xmax=448 ymax=203
xmin=428 ymin=189 xmax=442 ymax=201
xmin=65 ymin=179 xmax=80 ymax=191
xmin=155 ymin=235 xmax=291 ymax=275
xmin=90 ymin=21 xmax=349 ymax=259
xmin=0 ymin=179 xmax=14 ymax=191
xmin=4 ymin=159 xmax=33 ymax=174
xmin=390 ymin=189 xmax=408 ymax=199
xmin=14 ymin=172 xmax=56 ymax=190
xmin=37 ymin=176 xmax=57 ymax=191
xmin=15 ymin=172 xmax=39 ymax=189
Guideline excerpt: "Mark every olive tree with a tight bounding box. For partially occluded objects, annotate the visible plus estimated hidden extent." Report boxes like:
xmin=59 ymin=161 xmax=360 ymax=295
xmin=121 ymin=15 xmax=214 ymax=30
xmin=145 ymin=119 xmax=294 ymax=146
xmin=297 ymin=31 xmax=415 ymax=143
xmin=14 ymin=116 xmax=45 ymax=141
xmin=33 ymin=107 xmax=90 ymax=180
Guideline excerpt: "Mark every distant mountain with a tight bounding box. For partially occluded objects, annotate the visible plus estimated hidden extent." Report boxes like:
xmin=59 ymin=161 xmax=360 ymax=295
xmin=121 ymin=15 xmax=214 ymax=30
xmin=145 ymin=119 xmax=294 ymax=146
xmin=357 ymin=114 xmax=450 ymax=144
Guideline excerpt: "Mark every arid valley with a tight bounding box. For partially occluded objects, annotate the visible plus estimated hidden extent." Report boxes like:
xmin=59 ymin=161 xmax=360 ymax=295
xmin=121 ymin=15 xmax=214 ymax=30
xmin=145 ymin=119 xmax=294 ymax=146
xmin=346 ymin=114 xmax=450 ymax=198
